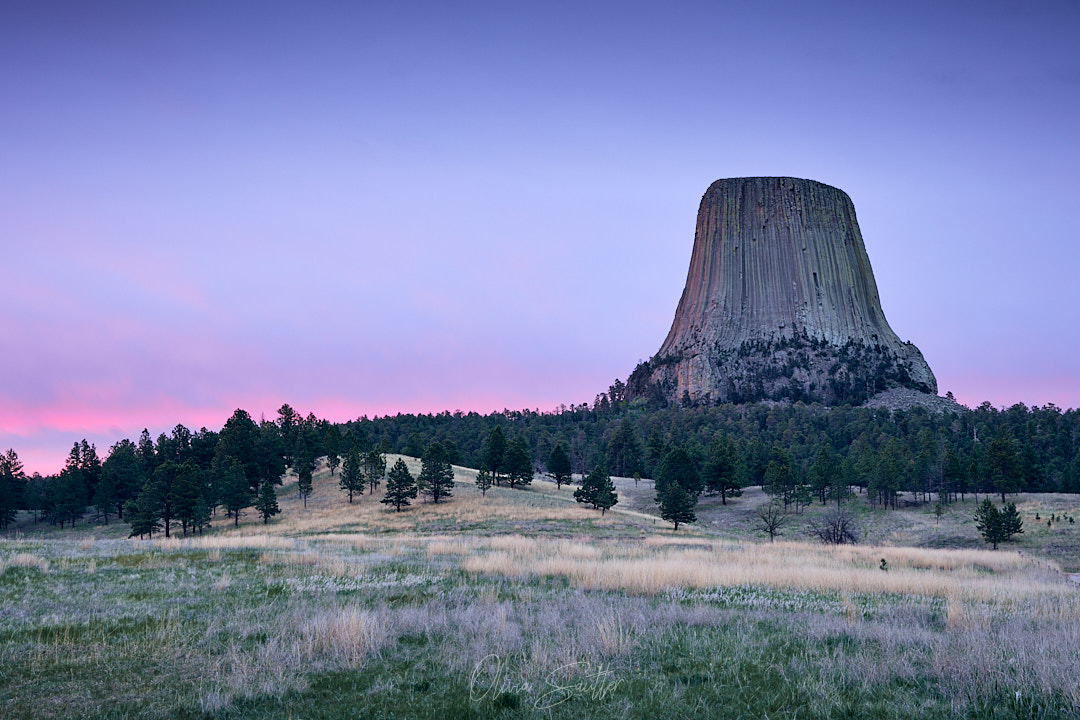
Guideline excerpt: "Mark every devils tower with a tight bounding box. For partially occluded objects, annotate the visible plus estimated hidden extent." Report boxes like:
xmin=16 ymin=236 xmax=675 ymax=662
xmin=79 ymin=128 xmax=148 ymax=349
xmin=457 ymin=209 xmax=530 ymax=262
xmin=628 ymin=177 xmax=936 ymax=406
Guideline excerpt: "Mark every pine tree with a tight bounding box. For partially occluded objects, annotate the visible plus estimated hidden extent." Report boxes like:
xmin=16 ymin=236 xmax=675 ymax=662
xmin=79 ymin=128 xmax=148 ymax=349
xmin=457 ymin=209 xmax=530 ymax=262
xmin=547 ymin=444 xmax=572 ymax=489
xmin=0 ymin=449 xmax=26 ymax=530
xmin=294 ymin=437 xmax=314 ymax=508
xmin=324 ymin=425 xmax=342 ymax=477
xmin=382 ymin=458 xmax=417 ymax=511
xmin=102 ymin=439 xmax=143 ymax=520
xmin=255 ymin=479 xmax=281 ymax=524
xmin=973 ymin=499 xmax=1023 ymax=549
xmin=503 ymin=438 xmax=533 ymax=489
xmin=125 ymin=481 xmax=162 ymax=539
xmin=93 ymin=470 xmax=117 ymax=526
xmin=574 ymin=464 xmax=618 ymax=515
xmin=191 ymin=494 xmax=212 ymax=535
xmin=339 ymin=447 xmax=364 ymax=502
xmin=655 ymin=447 xmax=700 ymax=530
xmin=172 ymin=461 xmax=206 ymax=536
xmin=363 ymin=450 xmax=386 ymax=494
xmin=418 ymin=443 xmax=455 ymax=503
xmin=475 ymin=464 xmax=493 ymax=497
xmin=704 ymin=434 xmax=742 ymax=505
xmin=220 ymin=459 xmax=252 ymax=526
xmin=657 ymin=480 xmax=696 ymax=531
xmin=55 ymin=466 xmax=87 ymax=529
xmin=1000 ymin=502 xmax=1024 ymax=541
xmin=484 ymin=426 xmax=507 ymax=485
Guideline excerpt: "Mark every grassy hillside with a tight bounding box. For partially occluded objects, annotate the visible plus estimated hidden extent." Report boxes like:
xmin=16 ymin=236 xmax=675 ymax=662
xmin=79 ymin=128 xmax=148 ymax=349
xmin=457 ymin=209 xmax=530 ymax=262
xmin=2 ymin=459 xmax=1078 ymax=719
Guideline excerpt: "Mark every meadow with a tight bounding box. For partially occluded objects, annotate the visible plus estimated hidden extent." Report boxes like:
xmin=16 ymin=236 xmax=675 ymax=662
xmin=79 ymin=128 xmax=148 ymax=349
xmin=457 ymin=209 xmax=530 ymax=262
xmin=2 ymin=457 xmax=1078 ymax=719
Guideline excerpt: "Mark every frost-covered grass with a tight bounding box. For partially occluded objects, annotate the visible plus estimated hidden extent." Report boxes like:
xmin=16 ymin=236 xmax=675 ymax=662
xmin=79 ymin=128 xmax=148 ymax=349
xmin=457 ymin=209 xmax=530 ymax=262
xmin=1 ymin=528 xmax=1079 ymax=720
xmin=3 ymin=463 xmax=1079 ymax=718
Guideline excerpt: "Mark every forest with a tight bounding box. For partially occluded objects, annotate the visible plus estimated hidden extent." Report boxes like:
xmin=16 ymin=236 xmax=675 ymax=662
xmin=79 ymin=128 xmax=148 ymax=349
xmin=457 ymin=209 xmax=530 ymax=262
xmin=2 ymin=389 xmax=1079 ymax=535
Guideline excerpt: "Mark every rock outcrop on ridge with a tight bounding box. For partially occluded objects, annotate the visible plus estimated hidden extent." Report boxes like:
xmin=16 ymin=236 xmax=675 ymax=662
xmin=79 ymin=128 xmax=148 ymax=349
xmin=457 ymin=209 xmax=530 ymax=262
xmin=628 ymin=177 xmax=936 ymax=406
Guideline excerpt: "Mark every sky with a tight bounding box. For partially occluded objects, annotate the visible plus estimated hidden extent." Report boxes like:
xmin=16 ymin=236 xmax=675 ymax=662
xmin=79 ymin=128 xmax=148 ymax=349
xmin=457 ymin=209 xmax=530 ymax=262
xmin=2 ymin=1 xmax=1078 ymax=474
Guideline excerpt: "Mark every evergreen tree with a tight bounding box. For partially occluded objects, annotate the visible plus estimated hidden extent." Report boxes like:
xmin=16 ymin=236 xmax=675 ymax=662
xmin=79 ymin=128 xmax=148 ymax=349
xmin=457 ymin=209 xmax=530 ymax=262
xmin=103 ymin=439 xmax=143 ymax=520
xmin=255 ymin=420 xmax=287 ymax=488
xmin=363 ymin=449 xmax=386 ymax=494
xmin=1000 ymin=501 xmax=1024 ymax=541
xmin=655 ymin=447 xmax=701 ymax=529
xmin=78 ymin=439 xmax=102 ymax=504
xmin=324 ymin=425 xmax=342 ymax=476
xmin=809 ymin=445 xmax=839 ymax=505
xmin=152 ymin=461 xmax=178 ymax=538
xmin=55 ymin=466 xmax=87 ymax=528
xmin=503 ymin=439 xmax=533 ymax=489
xmin=475 ymin=464 xmax=493 ymax=497
xmin=607 ymin=418 xmax=643 ymax=477
xmin=484 ymin=426 xmax=507 ymax=485
xmin=217 ymin=409 xmax=261 ymax=486
xmin=191 ymin=494 xmax=212 ymax=535
xmin=974 ymin=499 xmax=1023 ymax=549
xmin=382 ymin=458 xmax=417 ymax=511
xmin=172 ymin=461 xmax=206 ymax=536
xmin=0 ymin=449 xmax=26 ymax=530
xmin=220 ymin=459 xmax=252 ymax=526
xmin=657 ymin=447 xmax=703 ymax=497
xmin=137 ymin=428 xmax=158 ymax=476
xmin=418 ymin=442 xmax=455 ymax=503
xmin=574 ymin=464 xmax=618 ymax=515
xmin=704 ymin=434 xmax=742 ymax=504
xmin=294 ymin=437 xmax=314 ymax=508
xmin=986 ymin=436 xmax=1020 ymax=502
xmin=763 ymin=446 xmax=799 ymax=508
xmin=339 ymin=447 xmax=364 ymax=502
xmin=124 ymin=482 xmax=162 ymax=539
xmin=255 ymin=479 xmax=281 ymax=524
xmin=547 ymin=444 xmax=572 ymax=489
xmin=657 ymin=479 xmax=696 ymax=530
xmin=93 ymin=469 xmax=117 ymax=526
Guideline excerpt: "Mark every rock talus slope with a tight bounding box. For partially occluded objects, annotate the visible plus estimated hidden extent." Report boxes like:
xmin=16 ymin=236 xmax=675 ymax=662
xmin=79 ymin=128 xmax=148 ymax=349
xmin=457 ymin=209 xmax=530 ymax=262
xmin=629 ymin=177 xmax=936 ymax=405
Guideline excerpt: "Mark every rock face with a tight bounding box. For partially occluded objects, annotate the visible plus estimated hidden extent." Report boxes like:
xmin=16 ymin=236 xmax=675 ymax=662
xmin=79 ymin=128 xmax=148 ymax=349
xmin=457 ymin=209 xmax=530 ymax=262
xmin=628 ymin=177 xmax=936 ymax=406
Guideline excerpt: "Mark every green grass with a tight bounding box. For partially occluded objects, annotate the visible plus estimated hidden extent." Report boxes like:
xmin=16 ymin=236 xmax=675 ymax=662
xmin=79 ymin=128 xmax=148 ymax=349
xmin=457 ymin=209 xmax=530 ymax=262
xmin=2 ymin=530 xmax=1078 ymax=720
xmin=3 ymin=465 xmax=1080 ymax=718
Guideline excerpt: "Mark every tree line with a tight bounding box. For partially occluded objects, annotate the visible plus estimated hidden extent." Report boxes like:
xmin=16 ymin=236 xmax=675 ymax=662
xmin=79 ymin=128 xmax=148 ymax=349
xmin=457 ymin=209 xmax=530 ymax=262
xmin=3 ymin=395 xmax=1079 ymax=535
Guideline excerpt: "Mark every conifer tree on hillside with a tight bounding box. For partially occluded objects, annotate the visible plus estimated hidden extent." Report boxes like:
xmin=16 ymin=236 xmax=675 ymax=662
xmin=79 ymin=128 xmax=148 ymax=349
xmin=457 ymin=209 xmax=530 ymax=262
xmin=124 ymin=483 xmax=163 ymax=539
xmin=503 ymin=439 xmax=533 ymax=489
xmin=574 ymin=464 xmax=618 ymax=515
xmin=655 ymin=447 xmax=701 ymax=531
xmin=475 ymin=464 xmax=493 ymax=497
xmin=255 ymin=479 xmax=281 ymax=524
xmin=484 ymin=426 xmax=507 ymax=485
xmin=294 ymin=437 xmax=315 ymax=508
xmin=220 ymin=459 xmax=253 ymax=526
xmin=339 ymin=447 xmax=364 ymax=503
xmin=363 ymin=449 xmax=386 ymax=495
xmin=547 ymin=444 xmax=572 ymax=489
xmin=418 ymin=443 xmax=455 ymax=503
xmin=704 ymin=434 xmax=742 ymax=505
xmin=324 ymin=425 xmax=341 ymax=477
xmin=0 ymin=449 xmax=26 ymax=530
xmin=657 ymin=479 xmax=695 ymax=530
xmin=974 ymin=498 xmax=1023 ymax=549
xmin=382 ymin=458 xmax=417 ymax=511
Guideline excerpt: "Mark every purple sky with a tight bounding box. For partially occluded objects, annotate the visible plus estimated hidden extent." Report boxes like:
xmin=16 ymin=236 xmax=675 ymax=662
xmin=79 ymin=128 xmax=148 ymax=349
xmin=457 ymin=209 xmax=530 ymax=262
xmin=3 ymin=1 xmax=1079 ymax=474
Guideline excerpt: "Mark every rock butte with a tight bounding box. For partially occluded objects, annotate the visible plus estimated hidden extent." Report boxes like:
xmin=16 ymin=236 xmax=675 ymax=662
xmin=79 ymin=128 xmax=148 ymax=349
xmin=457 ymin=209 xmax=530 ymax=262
xmin=628 ymin=177 xmax=937 ymax=406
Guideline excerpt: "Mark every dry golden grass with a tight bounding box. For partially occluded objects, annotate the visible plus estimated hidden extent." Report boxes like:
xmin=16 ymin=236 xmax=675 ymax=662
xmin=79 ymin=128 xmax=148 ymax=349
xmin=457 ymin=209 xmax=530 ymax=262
xmin=451 ymin=534 xmax=1076 ymax=605
xmin=6 ymin=552 xmax=50 ymax=572
xmin=152 ymin=534 xmax=297 ymax=550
